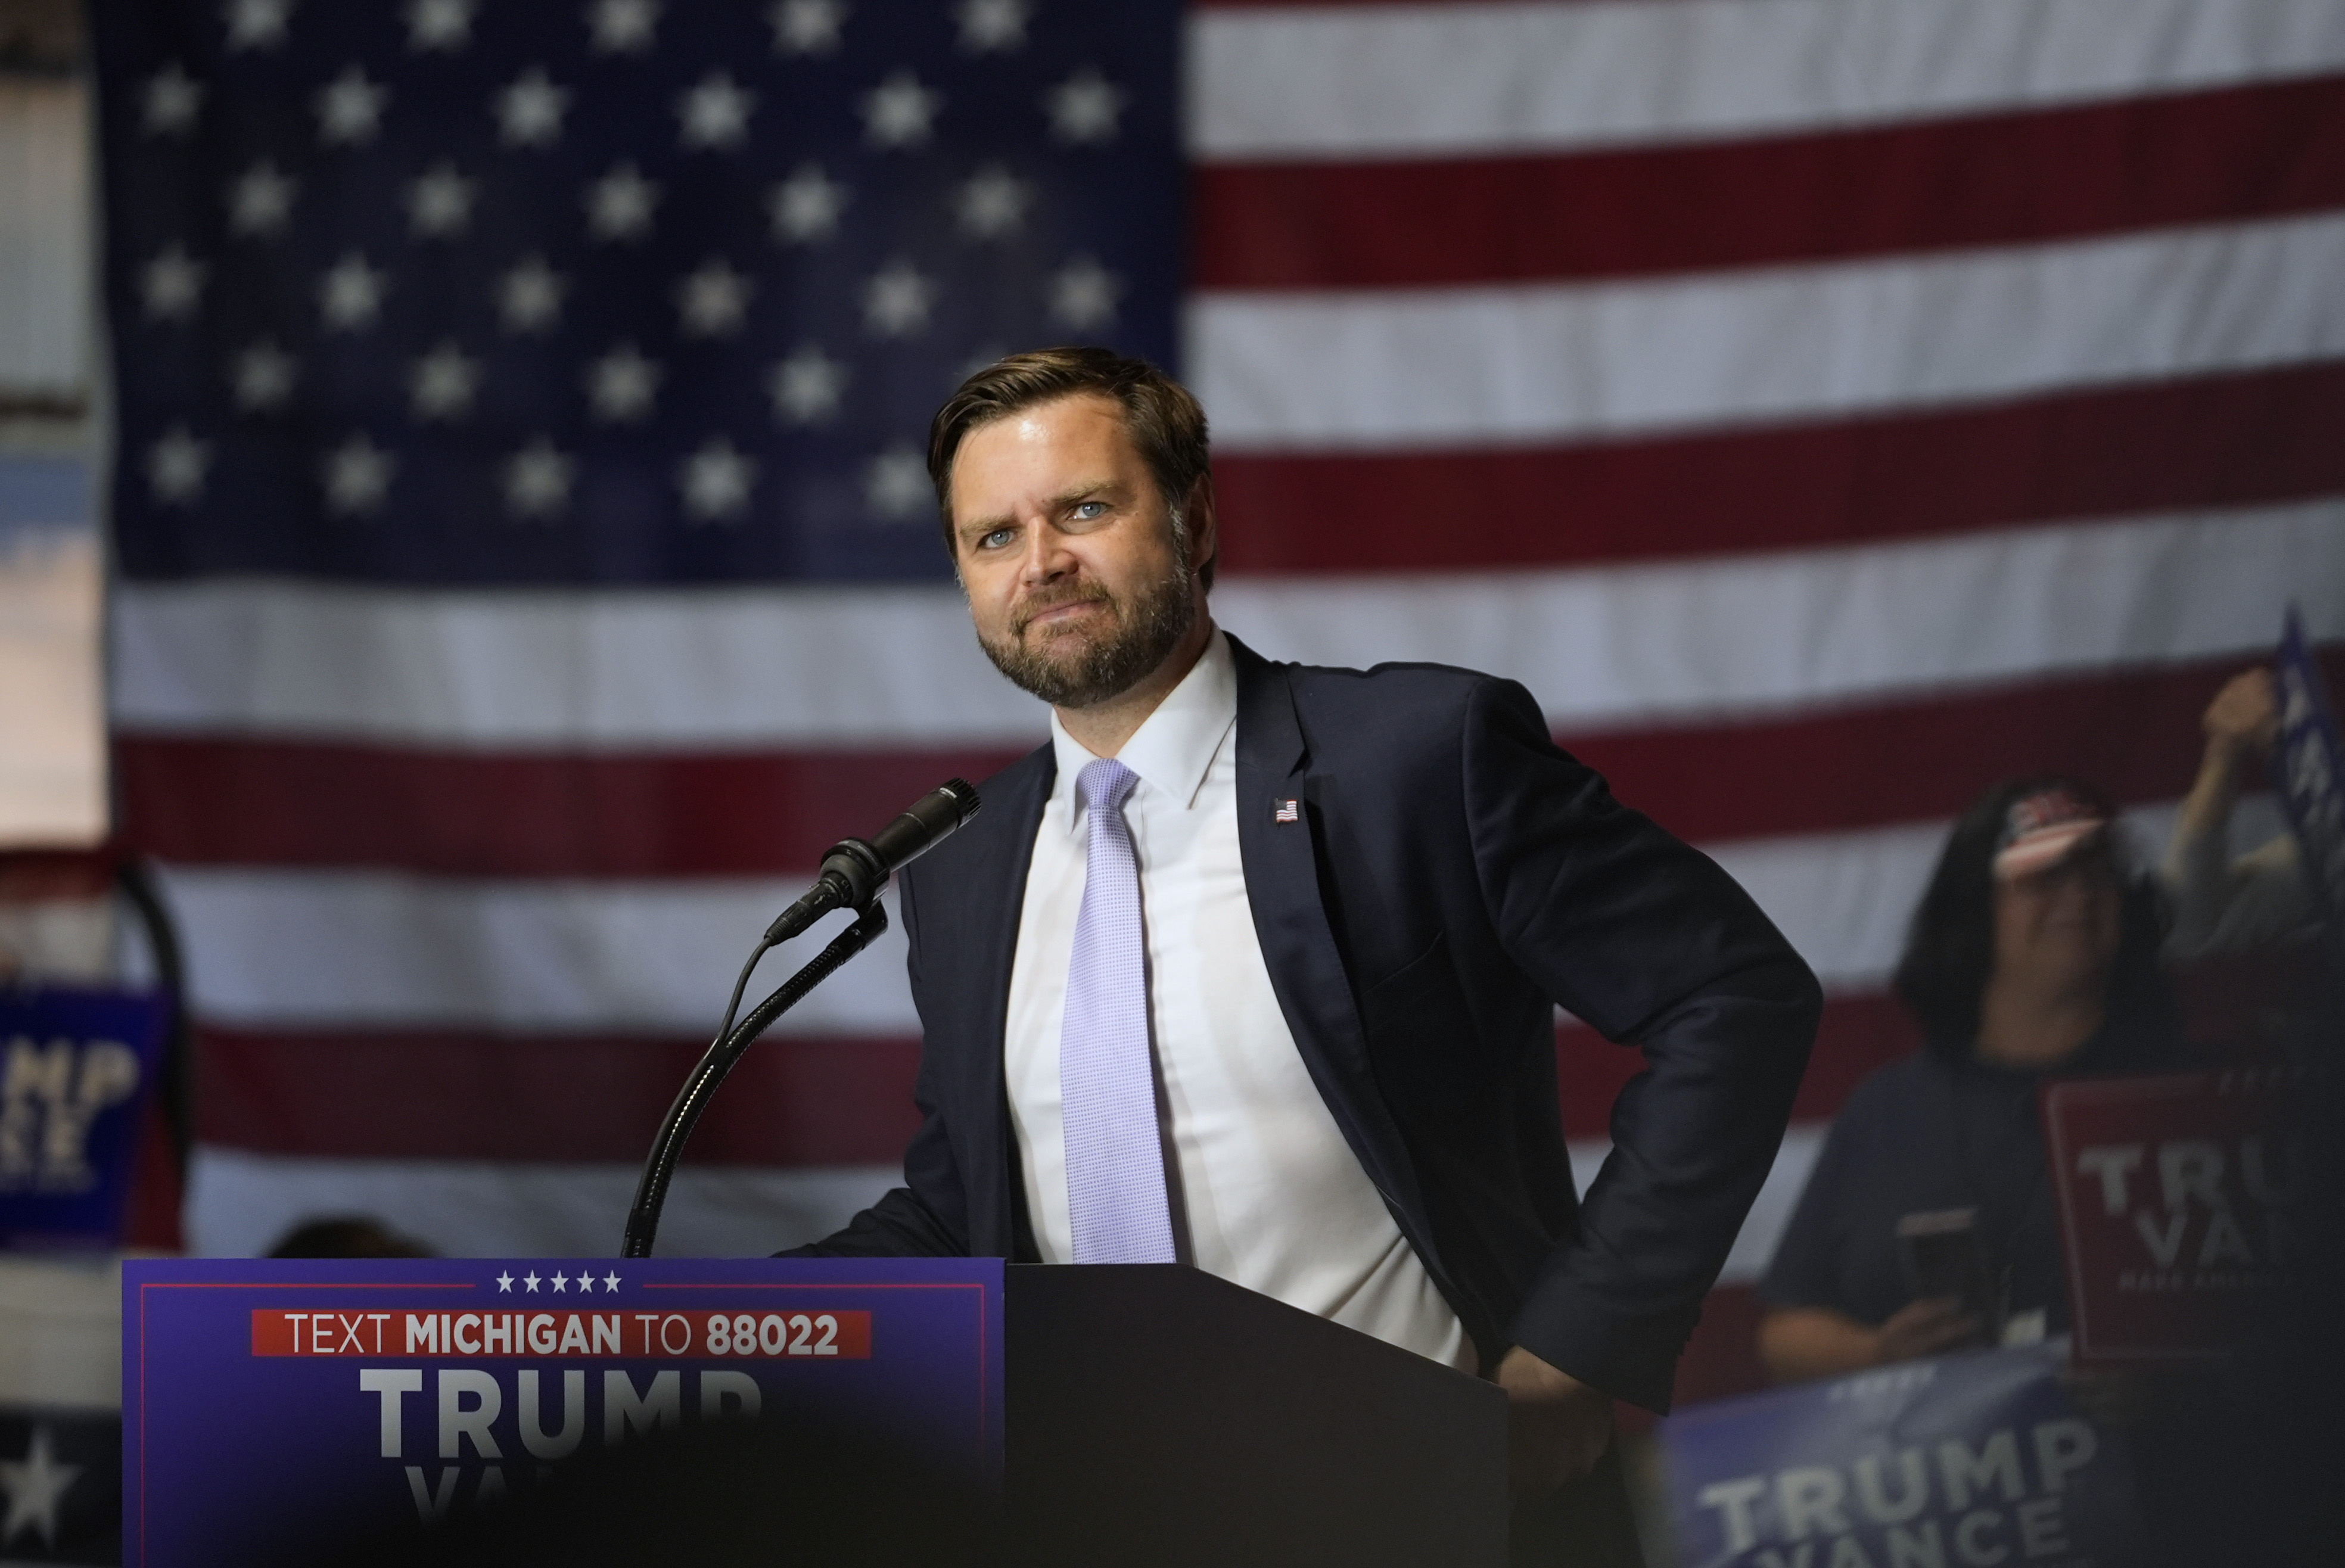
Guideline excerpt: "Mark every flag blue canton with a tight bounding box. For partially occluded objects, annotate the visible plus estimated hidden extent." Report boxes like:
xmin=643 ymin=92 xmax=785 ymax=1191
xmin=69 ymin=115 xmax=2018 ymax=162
xmin=93 ymin=0 xmax=1183 ymax=585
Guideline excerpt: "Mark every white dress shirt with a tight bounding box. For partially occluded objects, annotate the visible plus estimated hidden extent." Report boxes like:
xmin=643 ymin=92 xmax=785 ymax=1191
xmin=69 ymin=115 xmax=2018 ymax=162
xmin=1003 ymin=629 xmax=1473 ymax=1370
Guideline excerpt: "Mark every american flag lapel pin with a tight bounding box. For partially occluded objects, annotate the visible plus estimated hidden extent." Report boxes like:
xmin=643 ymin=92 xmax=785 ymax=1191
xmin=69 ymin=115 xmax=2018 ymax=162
xmin=1273 ymin=798 xmax=1301 ymax=823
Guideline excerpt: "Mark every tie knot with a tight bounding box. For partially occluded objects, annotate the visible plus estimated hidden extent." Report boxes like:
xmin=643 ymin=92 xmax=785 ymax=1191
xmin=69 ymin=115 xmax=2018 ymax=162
xmin=1077 ymin=757 xmax=1138 ymax=816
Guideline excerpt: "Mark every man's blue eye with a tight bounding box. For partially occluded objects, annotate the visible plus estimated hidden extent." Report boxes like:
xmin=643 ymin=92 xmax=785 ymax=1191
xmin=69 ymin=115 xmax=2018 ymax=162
xmin=979 ymin=528 xmax=1014 ymax=549
xmin=1072 ymin=502 xmax=1108 ymax=519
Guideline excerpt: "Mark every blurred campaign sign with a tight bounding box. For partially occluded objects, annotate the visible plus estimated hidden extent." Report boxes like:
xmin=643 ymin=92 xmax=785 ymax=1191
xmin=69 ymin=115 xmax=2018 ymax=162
xmin=2042 ymin=1070 xmax=2298 ymax=1362
xmin=123 ymin=1256 xmax=1003 ymax=1563
xmin=2275 ymin=605 xmax=2345 ymax=918
xmin=1662 ymin=1342 xmax=2143 ymax=1568
xmin=0 ymin=987 xmax=169 ymax=1250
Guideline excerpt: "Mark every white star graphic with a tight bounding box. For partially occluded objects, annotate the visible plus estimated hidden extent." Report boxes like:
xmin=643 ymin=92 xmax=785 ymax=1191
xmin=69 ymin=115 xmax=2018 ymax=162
xmin=678 ymin=73 xmax=755 ymax=150
xmin=862 ymin=259 xmax=933 ymax=338
xmin=574 ymin=1273 xmax=595 ymax=1292
xmin=956 ymin=0 xmax=1028 ymax=53
xmin=604 ymin=1271 xmax=621 ymax=1290
xmin=586 ymin=343 xmax=661 ymax=422
xmin=769 ymin=344 xmax=845 ymax=424
xmin=315 ymin=66 xmax=388 ymax=145
xmin=406 ymin=0 xmax=473 ymax=49
xmin=228 ymin=160 xmax=296 ymax=236
xmin=406 ymin=163 xmax=475 ymax=237
xmin=496 ymin=1271 xmax=515 ymax=1291
xmin=408 ymin=342 xmax=480 ymax=419
xmin=141 ymin=244 xmax=206 ymax=320
xmin=497 ymin=256 xmax=565 ymax=332
xmin=769 ymin=0 xmax=846 ymax=55
xmin=679 ymin=438 xmax=756 ymax=521
xmin=767 ymin=164 xmax=846 ymax=244
xmin=865 ymin=446 xmax=931 ymax=522
xmin=318 ymin=251 xmax=387 ymax=330
xmin=589 ymin=0 xmax=660 ymax=53
xmin=142 ymin=64 xmax=204 ymax=135
xmin=1049 ymin=256 xmax=1121 ymax=330
xmin=321 ymin=434 xmax=394 ymax=515
xmin=953 ymin=164 xmax=1030 ymax=240
xmin=0 ymin=1427 xmax=83 ymax=1552
xmin=223 ymin=0 xmax=293 ymax=51
xmin=146 ymin=427 xmax=210 ymax=503
xmin=504 ymin=438 xmax=574 ymax=519
xmin=496 ymin=67 xmax=568 ymax=147
xmin=551 ymin=1272 xmax=568 ymax=1292
xmin=862 ymin=70 xmax=939 ymax=149
xmin=523 ymin=1271 xmax=542 ymax=1292
xmin=586 ymin=162 xmax=660 ymax=240
xmin=676 ymin=259 xmax=751 ymax=337
xmin=1044 ymin=67 xmax=1124 ymax=145
xmin=232 ymin=339 xmax=297 ymax=409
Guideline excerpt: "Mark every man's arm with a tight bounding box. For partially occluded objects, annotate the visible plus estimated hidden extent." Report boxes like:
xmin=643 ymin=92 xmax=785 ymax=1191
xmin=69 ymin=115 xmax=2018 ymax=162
xmin=1462 ymin=677 xmax=1821 ymax=1413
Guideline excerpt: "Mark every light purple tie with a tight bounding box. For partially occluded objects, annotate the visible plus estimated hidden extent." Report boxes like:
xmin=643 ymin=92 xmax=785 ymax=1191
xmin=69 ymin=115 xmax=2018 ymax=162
xmin=1059 ymin=758 xmax=1177 ymax=1264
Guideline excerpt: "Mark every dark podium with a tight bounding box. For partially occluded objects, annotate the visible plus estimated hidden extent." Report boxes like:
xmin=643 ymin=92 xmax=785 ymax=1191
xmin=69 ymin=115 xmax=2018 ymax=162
xmin=1007 ymin=1262 xmax=1507 ymax=1567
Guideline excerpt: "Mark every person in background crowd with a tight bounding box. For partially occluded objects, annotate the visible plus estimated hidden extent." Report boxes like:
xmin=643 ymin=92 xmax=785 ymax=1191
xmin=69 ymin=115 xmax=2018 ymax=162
xmin=2162 ymin=667 xmax=2314 ymax=960
xmin=267 ymin=1215 xmax=434 ymax=1258
xmin=1756 ymin=777 xmax=2182 ymax=1383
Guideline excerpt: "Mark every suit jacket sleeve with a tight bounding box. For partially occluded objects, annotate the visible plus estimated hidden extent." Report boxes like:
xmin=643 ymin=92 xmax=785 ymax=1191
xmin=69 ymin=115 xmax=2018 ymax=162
xmin=780 ymin=864 xmax=974 ymax=1258
xmin=1463 ymin=676 xmax=1820 ymax=1406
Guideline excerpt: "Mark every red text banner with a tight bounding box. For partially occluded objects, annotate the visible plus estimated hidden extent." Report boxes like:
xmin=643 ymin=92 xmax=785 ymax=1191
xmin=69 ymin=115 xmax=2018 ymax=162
xmin=252 ymin=1308 xmax=873 ymax=1361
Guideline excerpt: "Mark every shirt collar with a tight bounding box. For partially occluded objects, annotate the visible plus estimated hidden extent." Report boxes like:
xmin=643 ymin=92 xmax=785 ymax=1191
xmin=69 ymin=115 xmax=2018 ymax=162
xmin=1049 ymin=627 xmax=1236 ymax=814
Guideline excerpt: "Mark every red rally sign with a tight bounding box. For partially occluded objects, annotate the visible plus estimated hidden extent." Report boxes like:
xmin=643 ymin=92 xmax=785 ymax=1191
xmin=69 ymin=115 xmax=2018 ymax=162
xmin=2041 ymin=1068 xmax=2300 ymax=1362
xmin=252 ymin=1308 xmax=873 ymax=1359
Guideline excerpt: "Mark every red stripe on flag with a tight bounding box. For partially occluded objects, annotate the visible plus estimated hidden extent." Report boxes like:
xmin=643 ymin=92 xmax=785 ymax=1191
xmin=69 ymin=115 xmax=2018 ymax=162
xmin=1214 ymin=364 xmax=2345 ymax=575
xmin=1194 ymin=76 xmax=2345 ymax=288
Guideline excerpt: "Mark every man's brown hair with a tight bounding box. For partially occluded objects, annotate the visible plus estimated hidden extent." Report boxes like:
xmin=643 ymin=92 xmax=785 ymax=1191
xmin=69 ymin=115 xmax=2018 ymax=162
xmin=926 ymin=346 xmax=1216 ymax=589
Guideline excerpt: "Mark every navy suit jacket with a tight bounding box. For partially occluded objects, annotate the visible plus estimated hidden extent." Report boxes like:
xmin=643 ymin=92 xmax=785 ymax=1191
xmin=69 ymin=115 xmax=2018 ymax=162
xmin=800 ymin=635 xmax=1819 ymax=1412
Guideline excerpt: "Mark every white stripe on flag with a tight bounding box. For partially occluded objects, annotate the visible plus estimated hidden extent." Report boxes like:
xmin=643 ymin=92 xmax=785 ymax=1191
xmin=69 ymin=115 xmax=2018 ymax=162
xmin=1192 ymin=216 xmax=2345 ymax=450
xmin=1189 ymin=0 xmax=2345 ymax=160
xmin=112 ymin=499 xmax=2345 ymax=746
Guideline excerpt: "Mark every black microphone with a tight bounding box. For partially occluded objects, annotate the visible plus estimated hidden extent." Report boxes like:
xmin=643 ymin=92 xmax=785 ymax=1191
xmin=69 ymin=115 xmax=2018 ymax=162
xmin=763 ymin=778 xmax=982 ymax=944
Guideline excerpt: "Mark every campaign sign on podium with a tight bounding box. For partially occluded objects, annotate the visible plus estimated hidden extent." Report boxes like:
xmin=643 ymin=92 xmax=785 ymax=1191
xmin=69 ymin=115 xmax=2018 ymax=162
xmin=122 ymin=1257 xmax=1002 ymax=1564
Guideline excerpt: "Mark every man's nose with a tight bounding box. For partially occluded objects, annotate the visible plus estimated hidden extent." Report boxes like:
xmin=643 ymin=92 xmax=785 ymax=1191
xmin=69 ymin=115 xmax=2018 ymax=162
xmin=1015 ymin=518 xmax=1074 ymax=582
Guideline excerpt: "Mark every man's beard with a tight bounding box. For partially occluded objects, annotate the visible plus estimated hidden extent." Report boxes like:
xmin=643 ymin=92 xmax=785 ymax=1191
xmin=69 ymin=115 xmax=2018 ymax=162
xmin=978 ymin=563 xmax=1197 ymax=708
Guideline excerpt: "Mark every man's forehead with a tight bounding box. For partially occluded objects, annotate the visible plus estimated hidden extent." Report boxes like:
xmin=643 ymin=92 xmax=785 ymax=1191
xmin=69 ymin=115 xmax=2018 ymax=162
xmin=951 ymin=394 xmax=1139 ymax=517
xmin=963 ymin=391 xmax=1131 ymax=457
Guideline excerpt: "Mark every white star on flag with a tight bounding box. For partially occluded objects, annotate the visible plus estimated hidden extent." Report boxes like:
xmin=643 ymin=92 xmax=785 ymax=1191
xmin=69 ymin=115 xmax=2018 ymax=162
xmin=1045 ymin=67 xmax=1124 ymax=145
xmin=551 ymin=1272 xmax=568 ymax=1292
xmin=587 ymin=163 xmax=660 ymax=240
xmin=496 ymin=1271 xmax=515 ymax=1290
xmin=146 ymin=427 xmax=210 ymax=503
xmin=319 ymin=252 xmax=387 ymax=330
xmin=523 ymin=1272 xmax=542 ymax=1292
xmin=864 ymin=446 xmax=931 ymax=521
xmin=769 ymin=345 xmax=846 ymax=424
xmin=680 ymin=438 xmax=756 ymax=520
xmin=406 ymin=164 xmax=475 ymax=237
xmin=862 ymin=259 xmax=933 ymax=337
xmin=141 ymin=244 xmax=206 ymax=319
xmin=142 ymin=64 xmax=203 ymax=135
xmin=677 ymin=259 xmax=752 ymax=337
xmin=496 ymin=68 xmax=569 ymax=147
xmin=232 ymin=340 xmax=297 ymax=409
xmin=229 ymin=160 xmax=297 ymax=235
xmin=315 ymin=67 xmax=388 ymax=145
xmin=0 ymin=1427 xmax=83 ymax=1552
xmin=406 ymin=0 xmax=474 ymax=50
xmin=604 ymin=1272 xmax=622 ymax=1290
xmin=322 ymin=434 xmax=395 ymax=515
xmin=409 ymin=343 xmax=481 ymax=419
xmin=956 ymin=0 xmax=1029 ymax=53
xmin=768 ymin=164 xmax=847 ymax=244
xmin=862 ymin=71 xmax=940 ymax=149
xmin=589 ymin=0 xmax=660 ymax=53
xmin=770 ymin=0 xmax=845 ymax=55
xmin=504 ymin=439 xmax=575 ymax=518
xmin=574 ymin=1273 xmax=595 ymax=1292
xmin=587 ymin=344 xmax=661 ymax=421
xmin=497 ymin=256 xmax=565 ymax=332
xmin=1049 ymin=256 xmax=1122 ymax=329
xmin=954 ymin=164 xmax=1030 ymax=240
xmin=224 ymin=0 xmax=293 ymax=51
xmin=679 ymin=73 xmax=755 ymax=150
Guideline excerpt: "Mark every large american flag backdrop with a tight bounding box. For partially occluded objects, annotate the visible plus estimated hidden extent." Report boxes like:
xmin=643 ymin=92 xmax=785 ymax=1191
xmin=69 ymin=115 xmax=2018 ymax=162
xmin=94 ymin=0 xmax=2345 ymax=1391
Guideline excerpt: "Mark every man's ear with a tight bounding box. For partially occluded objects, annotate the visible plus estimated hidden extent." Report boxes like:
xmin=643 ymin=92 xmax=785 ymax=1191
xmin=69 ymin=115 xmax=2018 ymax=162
xmin=1184 ymin=472 xmax=1218 ymax=572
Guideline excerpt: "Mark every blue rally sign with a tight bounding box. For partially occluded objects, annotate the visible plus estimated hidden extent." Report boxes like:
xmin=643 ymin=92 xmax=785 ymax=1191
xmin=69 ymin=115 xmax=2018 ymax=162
xmin=122 ymin=1256 xmax=1003 ymax=1564
xmin=2274 ymin=605 xmax=2345 ymax=918
xmin=0 ymin=985 xmax=170 ymax=1249
xmin=1660 ymin=1343 xmax=2145 ymax=1568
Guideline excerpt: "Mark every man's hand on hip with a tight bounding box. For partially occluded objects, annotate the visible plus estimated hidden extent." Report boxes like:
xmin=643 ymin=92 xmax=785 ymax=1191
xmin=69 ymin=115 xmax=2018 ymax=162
xmin=1496 ymin=1346 xmax=1615 ymax=1502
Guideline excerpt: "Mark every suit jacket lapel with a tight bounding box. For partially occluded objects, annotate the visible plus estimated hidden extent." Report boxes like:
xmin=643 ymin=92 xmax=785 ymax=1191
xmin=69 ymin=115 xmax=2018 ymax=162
xmin=1227 ymin=636 xmax=1445 ymax=1281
